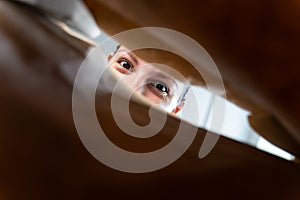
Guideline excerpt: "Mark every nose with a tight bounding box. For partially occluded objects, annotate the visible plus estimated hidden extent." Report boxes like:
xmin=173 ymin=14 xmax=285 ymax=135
xmin=129 ymin=62 xmax=154 ymax=87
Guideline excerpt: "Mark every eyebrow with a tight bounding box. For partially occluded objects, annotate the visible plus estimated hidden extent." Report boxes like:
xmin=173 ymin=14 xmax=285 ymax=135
xmin=118 ymin=49 xmax=139 ymax=65
xmin=155 ymin=73 xmax=178 ymax=89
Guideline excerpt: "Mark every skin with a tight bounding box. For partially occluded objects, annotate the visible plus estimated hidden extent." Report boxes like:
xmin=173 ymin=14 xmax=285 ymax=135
xmin=107 ymin=45 xmax=186 ymax=113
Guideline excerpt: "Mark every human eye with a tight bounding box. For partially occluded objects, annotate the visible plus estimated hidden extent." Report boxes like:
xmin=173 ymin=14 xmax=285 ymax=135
xmin=147 ymin=81 xmax=170 ymax=99
xmin=117 ymin=58 xmax=134 ymax=73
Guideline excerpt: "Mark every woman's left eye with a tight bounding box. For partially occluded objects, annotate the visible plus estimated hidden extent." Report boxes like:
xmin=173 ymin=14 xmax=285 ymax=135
xmin=118 ymin=59 xmax=134 ymax=72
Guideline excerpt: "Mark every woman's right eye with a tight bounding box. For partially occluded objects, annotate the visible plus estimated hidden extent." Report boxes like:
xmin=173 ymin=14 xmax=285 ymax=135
xmin=147 ymin=81 xmax=170 ymax=101
xmin=118 ymin=59 xmax=134 ymax=72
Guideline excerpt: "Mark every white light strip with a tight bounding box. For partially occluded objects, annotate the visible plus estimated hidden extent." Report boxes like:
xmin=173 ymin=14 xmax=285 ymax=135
xmin=256 ymin=137 xmax=295 ymax=161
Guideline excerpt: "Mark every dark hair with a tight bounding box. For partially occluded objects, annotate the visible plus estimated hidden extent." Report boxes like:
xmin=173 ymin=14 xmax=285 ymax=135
xmin=113 ymin=44 xmax=121 ymax=55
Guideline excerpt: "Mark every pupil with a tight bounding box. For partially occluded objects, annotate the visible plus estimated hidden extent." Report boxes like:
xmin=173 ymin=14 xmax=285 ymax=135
xmin=121 ymin=61 xmax=130 ymax=69
xmin=156 ymin=83 xmax=167 ymax=92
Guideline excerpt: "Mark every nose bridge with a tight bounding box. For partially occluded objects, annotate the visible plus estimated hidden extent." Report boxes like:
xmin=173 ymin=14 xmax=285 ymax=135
xmin=139 ymin=61 xmax=158 ymax=73
xmin=133 ymin=62 xmax=157 ymax=88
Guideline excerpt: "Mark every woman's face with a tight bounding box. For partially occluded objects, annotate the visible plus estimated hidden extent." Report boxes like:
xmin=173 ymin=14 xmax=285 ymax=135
xmin=107 ymin=46 xmax=185 ymax=113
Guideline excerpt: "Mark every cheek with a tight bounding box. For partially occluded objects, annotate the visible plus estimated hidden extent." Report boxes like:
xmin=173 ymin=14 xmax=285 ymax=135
xmin=163 ymin=97 xmax=178 ymax=112
xmin=140 ymin=88 xmax=177 ymax=112
xmin=140 ymin=89 xmax=163 ymax=104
